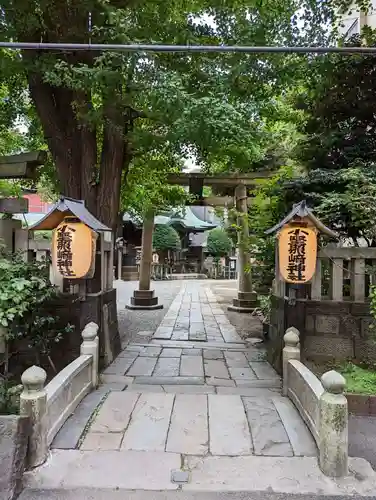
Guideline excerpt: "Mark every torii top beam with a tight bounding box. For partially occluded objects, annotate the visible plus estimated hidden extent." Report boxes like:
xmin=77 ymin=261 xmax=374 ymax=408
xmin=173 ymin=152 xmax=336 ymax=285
xmin=0 ymin=151 xmax=47 ymax=179
xmin=168 ymin=171 xmax=271 ymax=187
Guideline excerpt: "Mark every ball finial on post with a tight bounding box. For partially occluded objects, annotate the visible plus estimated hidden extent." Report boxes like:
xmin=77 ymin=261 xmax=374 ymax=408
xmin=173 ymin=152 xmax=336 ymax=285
xmin=282 ymin=327 xmax=301 ymax=396
xmin=283 ymin=326 xmax=300 ymax=348
xmin=80 ymin=322 xmax=99 ymax=388
xmin=81 ymin=322 xmax=99 ymax=342
xmin=20 ymin=365 xmax=48 ymax=468
xmin=21 ymin=365 xmax=47 ymax=393
xmin=321 ymin=370 xmax=346 ymax=395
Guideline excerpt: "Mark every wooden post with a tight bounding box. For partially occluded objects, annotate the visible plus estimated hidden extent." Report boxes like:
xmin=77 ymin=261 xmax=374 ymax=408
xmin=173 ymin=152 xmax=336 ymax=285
xmin=311 ymin=258 xmax=322 ymax=300
xmin=331 ymin=259 xmax=343 ymax=301
xmin=352 ymin=258 xmax=365 ymax=302
xmin=117 ymin=248 xmax=122 ymax=280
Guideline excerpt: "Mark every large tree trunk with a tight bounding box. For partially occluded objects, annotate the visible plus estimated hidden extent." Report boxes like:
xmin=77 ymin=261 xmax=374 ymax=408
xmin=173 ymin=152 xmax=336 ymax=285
xmin=27 ymin=73 xmax=127 ymax=229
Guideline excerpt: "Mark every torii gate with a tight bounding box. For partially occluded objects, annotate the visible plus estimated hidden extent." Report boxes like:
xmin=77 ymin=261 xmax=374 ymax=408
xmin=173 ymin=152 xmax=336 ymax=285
xmin=0 ymin=151 xmax=46 ymax=252
xmin=168 ymin=171 xmax=271 ymax=312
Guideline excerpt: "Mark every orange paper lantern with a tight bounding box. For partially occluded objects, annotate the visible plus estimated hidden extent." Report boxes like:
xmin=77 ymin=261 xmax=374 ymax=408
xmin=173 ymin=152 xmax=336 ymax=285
xmin=52 ymin=217 xmax=97 ymax=279
xmin=278 ymin=225 xmax=317 ymax=283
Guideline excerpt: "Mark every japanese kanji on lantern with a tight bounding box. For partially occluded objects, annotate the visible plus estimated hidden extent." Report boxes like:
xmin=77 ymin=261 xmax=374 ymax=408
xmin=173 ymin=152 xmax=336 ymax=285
xmin=278 ymin=224 xmax=317 ymax=283
xmin=52 ymin=216 xmax=97 ymax=279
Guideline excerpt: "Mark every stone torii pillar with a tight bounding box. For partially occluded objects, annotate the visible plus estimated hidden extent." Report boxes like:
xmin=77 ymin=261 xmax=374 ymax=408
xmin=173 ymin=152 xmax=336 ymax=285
xmin=228 ymin=183 xmax=258 ymax=313
xmin=126 ymin=210 xmax=163 ymax=310
xmin=166 ymin=171 xmax=271 ymax=313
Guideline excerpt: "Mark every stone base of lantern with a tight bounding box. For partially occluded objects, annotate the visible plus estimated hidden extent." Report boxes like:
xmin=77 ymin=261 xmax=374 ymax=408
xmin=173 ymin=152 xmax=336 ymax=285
xmin=126 ymin=289 xmax=163 ymax=310
xmin=228 ymin=291 xmax=259 ymax=313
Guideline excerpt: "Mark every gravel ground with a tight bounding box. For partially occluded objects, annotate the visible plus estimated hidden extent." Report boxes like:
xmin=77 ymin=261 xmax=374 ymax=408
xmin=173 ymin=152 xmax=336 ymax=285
xmin=115 ymin=279 xmax=263 ymax=345
xmin=115 ymin=280 xmax=183 ymax=344
xmin=208 ymin=280 xmax=263 ymax=339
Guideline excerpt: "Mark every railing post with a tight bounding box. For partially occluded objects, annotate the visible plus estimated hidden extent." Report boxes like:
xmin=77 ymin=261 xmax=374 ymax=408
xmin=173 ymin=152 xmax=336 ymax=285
xmin=282 ymin=327 xmax=300 ymax=396
xmin=20 ymin=366 xmax=48 ymax=468
xmin=319 ymin=370 xmax=348 ymax=477
xmin=80 ymin=322 xmax=99 ymax=388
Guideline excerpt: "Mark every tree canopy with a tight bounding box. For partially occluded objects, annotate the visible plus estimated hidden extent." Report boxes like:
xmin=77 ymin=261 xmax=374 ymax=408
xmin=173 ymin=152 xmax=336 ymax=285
xmin=287 ymin=36 xmax=376 ymax=245
xmin=0 ymin=0 xmax=338 ymax=228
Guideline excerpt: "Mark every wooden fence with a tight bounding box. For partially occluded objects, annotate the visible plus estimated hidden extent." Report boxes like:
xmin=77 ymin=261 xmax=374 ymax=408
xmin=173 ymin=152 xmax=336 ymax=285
xmin=274 ymin=246 xmax=376 ymax=303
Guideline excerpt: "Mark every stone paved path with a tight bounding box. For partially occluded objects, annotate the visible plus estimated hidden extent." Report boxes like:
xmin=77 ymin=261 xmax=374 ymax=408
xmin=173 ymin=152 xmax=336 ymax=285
xmin=23 ymin=281 xmax=376 ymax=496
xmin=52 ymin=281 xmax=316 ymax=459
xmin=152 ymin=283 xmax=242 ymax=343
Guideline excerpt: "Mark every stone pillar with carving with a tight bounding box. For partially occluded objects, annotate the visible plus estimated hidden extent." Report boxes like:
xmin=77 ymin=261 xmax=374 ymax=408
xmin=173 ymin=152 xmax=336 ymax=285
xmin=319 ymin=370 xmax=348 ymax=477
xmin=228 ymin=183 xmax=258 ymax=312
xmin=20 ymin=366 xmax=48 ymax=468
xmin=127 ymin=209 xmax=162 ymax=310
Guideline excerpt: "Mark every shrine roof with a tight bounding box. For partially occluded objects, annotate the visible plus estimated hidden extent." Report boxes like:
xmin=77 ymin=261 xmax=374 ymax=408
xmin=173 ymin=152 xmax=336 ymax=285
xmin=123 ymin=207 xmax=218 ymax=232
xmin=265 ymin=200 xmax=337 ymax=238
xmin=169 ymin=207 xmax=217 ymax=231
xmin=28 ymin=197 xmax=111 ymax=232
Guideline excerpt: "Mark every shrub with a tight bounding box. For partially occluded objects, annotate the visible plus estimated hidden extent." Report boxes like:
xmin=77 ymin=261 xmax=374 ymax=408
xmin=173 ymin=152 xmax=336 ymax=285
xmin=0 ymin=246 xmax=73 ymax=389
xmin=207 ymin=228 xmax=232 ymax=259
xmin=153 ymin=224 xmax=181 ymax=252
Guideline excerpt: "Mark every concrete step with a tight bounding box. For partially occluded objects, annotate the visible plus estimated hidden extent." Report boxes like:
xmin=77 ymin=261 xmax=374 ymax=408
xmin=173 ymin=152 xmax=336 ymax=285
xmin=100 ymin=374 xmax=282 ymax=391
xmin=18 ymin=487 xmax=376 ymax=500
xmin=168 ymin=274 xmax=208 ymax=280
xmin=21 ymin=451 xmax=376 ymax=496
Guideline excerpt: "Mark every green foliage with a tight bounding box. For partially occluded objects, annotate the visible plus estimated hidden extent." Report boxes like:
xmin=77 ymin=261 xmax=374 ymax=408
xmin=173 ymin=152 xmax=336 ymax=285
xmin=0 ymin=0 xmax=340 ymax=226
xmin=207 ymin=228 xmax=232 ymax=258
xmin=289 ymin=37 xmax=376 ymax=244
xmin=369 ymin=284 xmax=376 ymax=333
xmin=32 ymin=231 xmax=52 ymax=242
xmin=0 ymin=381 xmax=22 ymax=415
xmin=339 ymin=363 xmax=376 ymax=395
xmin=242 ymin=165 xmax=296 ymax=288
xmin=121 ymin=152 xmax=190 ymax=218
xmin=0 ymin=248 xmax=73 ymax=379
xmin=153 ymin=225 xmax=181 ymax=252
xmin=258 ymin=294 xmax=271 ymax=323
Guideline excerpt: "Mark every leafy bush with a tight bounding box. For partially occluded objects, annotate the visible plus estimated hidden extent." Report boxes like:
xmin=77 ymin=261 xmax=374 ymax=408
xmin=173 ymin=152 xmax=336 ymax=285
xmin=0 ymin=381 xmax=22 ymax=415
xmin=0 ymin=247 xmax=73 ymax=389
xmin=153 ymin=224 xmax=181 ymax=252
xmin=258 ymin=294 xmax=271 ymax=323
xmin=207 ymin=228 xmax=232 ymax=259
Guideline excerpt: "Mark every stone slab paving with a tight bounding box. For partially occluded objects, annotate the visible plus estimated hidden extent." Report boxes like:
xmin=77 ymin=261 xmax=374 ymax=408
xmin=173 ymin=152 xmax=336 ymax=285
xmin=102 ymin=344 xmax=278 ymax=388
xmin=48 ymin=280 xmax=322 ymax=492
xmin=152 ymin=282 xmax=243 ymax=343
xmin=28 ymin=281 xmax=376 ymax=496
xmin=75 ymin=391 xmax=316 ymax=458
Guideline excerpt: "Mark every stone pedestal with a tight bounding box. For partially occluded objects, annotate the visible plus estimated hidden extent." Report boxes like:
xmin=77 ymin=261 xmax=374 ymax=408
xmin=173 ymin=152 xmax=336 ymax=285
xmin=126 ymin=211 xmax=162 ymax=310
xmin=228 ymin=184 xmax=258 ymax=313
xmin=127 ymin=289 xmax=162 ymax=310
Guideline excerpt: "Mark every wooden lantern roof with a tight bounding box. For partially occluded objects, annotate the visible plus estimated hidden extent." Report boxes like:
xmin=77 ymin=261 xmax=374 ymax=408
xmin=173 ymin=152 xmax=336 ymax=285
xmin=29 ymin=197 xmax=111 ymax=232
xmin=265 ymin=200 xmax=338 ymax=238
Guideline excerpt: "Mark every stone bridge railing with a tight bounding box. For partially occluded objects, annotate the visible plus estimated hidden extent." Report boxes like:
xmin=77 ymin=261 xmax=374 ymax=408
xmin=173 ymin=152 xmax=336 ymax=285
xmin=283 ymin=327 xmax=348 ymax=478
xmin=20 ymin=322 xmax=99 ymax=468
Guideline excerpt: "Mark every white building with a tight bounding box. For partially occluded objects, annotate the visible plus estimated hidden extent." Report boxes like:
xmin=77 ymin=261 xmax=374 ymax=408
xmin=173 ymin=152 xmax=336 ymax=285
xmin=339 ymin=1 xmax=376 ymax=38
